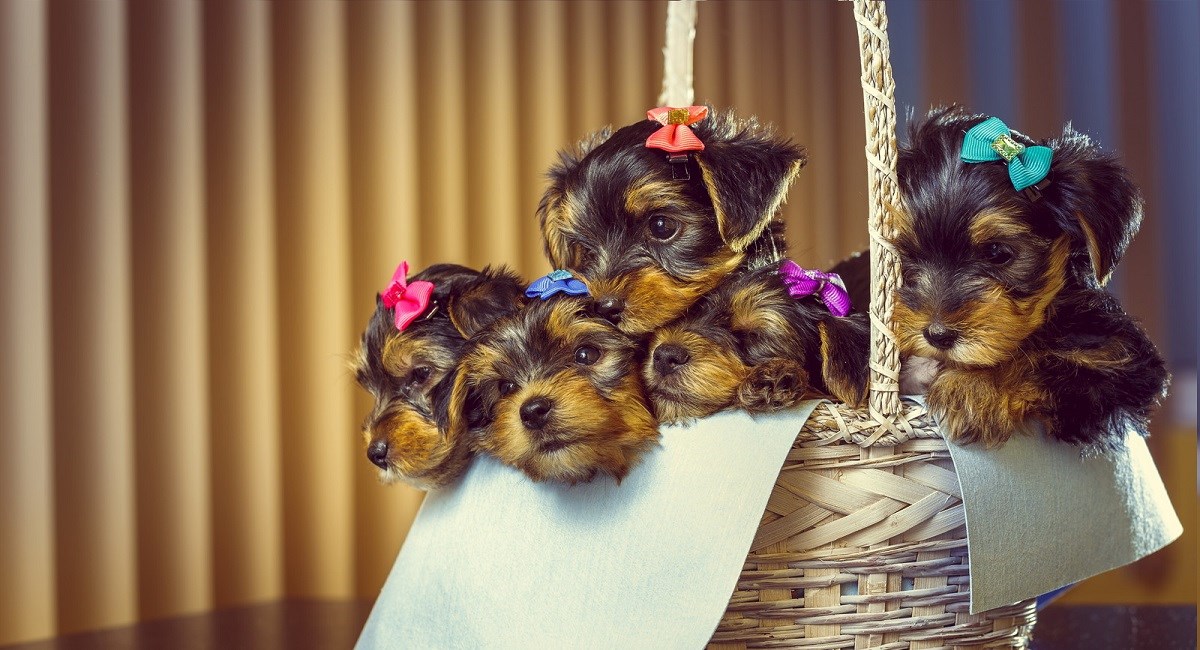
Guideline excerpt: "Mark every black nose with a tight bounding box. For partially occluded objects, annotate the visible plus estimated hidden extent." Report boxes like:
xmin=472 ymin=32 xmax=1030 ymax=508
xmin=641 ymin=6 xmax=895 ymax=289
xmin=923 ymin=324 xmax=960 ymax=350
xmin=653 ymin=344 xmax=691 ymax=376
xmin=520 ymin=397 xmax=554 ymax=429
xmin=367 ymin=439 xmax=389 ymax=469
xmin=593 ymin=297 xmax=625 ymax=323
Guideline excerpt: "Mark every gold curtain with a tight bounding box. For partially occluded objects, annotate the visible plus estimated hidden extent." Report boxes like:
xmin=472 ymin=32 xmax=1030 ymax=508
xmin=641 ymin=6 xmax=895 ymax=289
xmin=1 ymin=1 xmax=1187 ymax=645
xmin=0 ymin=1 xmax=868 ymax=642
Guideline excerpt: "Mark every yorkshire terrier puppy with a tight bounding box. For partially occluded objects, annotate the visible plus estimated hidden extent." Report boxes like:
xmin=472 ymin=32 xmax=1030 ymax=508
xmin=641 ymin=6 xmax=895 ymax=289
xmin=892 ymin=106 xmax=1169 ymax=450
xmin=538 ymin=107 xmax=807 ymax=334
xmin=352 ymin=262 xmax=524 ymax=489
xmin=451 ymin=273 xmax=659 ymax=483
xmin=644 ymin=261 xmax=870 ymax=423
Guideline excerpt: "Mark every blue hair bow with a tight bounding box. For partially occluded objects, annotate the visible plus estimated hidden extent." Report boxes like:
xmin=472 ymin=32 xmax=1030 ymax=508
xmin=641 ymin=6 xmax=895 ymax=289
xmin=525 ymin=269 xmax=589 ymax=300
xmin=960 ymin=117 xmax=1052 ymax=191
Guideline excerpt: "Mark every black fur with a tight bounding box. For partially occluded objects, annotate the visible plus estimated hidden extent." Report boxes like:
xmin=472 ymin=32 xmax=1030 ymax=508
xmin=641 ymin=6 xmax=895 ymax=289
xmin=894 ymin=106 xmax=1168 ymax=450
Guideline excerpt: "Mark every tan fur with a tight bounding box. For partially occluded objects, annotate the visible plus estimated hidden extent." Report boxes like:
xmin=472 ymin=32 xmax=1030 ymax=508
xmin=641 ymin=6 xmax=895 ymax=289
xmin=1076 ymin=216 xmax=1111 ymax=286
xmin=967 ymin=210 xmax=1032 ymax=244
xmin=893 ymin=236 xmax=1071 ymax=367
xmin=624 ymin=179 xmax=688 ymax=217
xmin=365 ymin=406 xmax=467 ymax=489
xmin=819 ymin=322 xmax=867 ymax=407
xmin=697 ymin=156 xmax=803 ymax=253
xmin=587 ymin=255 xmax=740 ymax=335
xmin=736 ymin=358 xmax=812 ymax=413
xmin=926 ymin=360 xmax=1048 ymax=447
xmin=644 ymin=329 xmax=750 ymax=422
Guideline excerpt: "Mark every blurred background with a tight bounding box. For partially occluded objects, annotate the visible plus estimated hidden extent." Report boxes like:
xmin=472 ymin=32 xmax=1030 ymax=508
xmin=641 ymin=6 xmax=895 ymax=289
xmin=1 ymin=0 xmax=1195 ymax=645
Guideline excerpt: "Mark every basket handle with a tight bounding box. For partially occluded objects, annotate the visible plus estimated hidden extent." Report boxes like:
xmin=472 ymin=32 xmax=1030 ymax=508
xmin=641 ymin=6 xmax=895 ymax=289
xmin=852 ymin=0 xmax=902 ymax=421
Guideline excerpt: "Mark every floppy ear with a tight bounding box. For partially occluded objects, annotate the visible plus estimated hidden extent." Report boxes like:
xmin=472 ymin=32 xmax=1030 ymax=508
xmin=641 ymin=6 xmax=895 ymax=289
xmin=1041 ymin=126 xmax=1143 ymax=286
xmin=818 ymin=313 xmax=871 ymax=407
xmin=694 ymin=113 xmax=807 ymax=252
xmin=537 ymin=128 xmax=613 ymax=266
xmin=446 ymin=265 xmax=526 ymax=338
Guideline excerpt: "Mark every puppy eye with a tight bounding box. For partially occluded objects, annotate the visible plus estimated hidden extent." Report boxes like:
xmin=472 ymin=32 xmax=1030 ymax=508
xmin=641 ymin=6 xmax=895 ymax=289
xmin=983 ymin=243 xmax=1015 ymax=266
xmin=648 ymin=215 xmax=681 ymax=241
xmin=574 ymin=345 xmax=602 ymax=365
xmin=498 ymin=380 xmax=517 ymax=396
xmin=408 ymin=366 xmax=432 ymax=386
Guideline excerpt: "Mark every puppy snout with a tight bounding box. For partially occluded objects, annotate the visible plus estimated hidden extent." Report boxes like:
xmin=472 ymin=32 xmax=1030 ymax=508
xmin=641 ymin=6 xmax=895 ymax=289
xmin=652 ymin=344 xmax=690 ymax=376
xmin=593 ymin=297 xmax=625 ymax=324
xmin=366 ymin=438 xmax=390 ymax=469
xmin=922 ymin=323 xmax=960 ymax=350
xmin=520 ymin=396 xmax=554 ymax=429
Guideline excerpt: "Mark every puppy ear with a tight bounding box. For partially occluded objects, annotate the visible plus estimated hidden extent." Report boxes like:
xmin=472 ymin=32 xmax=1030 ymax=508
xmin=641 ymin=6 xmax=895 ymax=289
xmin=818 ymin=314 xmax=870 ymax=407
xmin=538 ymin=128 xmax=613 ymax=266
xmin=446 ymin=265 xmax=525 ymax=338
xmin=694 ymin=112 xmax=807 ymax=252
xmin=1042 ymin=126 xmax=1143 ymax=286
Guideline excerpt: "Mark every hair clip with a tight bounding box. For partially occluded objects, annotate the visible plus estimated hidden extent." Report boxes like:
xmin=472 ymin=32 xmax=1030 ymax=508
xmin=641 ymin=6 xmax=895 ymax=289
xmin=961 ymin=116 xmax=1053 ymax=192
xmin=525 ymin=269 xmax=589 ymax=300
xmin=778 ymin=260 xmax=851 ymax=317
xmin=646 ymin=105 xmax=707 ymax=155
xmin=381 ymin=261 xmax=434 ymax=331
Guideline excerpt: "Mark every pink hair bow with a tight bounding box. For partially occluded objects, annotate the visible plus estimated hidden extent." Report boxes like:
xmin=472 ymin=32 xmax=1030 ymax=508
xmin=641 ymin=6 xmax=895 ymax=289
xmin=381 ymin=261 xmax=434 ymax=331
xmin=778 ymin=260 xmax=852 ymax=317
xmin=645 ymin=105 xmax=708 ymax=153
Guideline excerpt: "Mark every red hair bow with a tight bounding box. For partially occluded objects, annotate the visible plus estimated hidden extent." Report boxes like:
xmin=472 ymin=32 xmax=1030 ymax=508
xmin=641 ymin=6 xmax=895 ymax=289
xmin=645 ymin=105 xmax=708 ymax=153
xmin=381 ymin=261 xmax=434 ymax=331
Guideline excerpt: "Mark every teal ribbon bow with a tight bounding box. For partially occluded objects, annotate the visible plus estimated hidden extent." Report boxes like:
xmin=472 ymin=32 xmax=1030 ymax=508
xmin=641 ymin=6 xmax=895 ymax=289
xmin=960 ymin=117 xmax=1052 ymax=191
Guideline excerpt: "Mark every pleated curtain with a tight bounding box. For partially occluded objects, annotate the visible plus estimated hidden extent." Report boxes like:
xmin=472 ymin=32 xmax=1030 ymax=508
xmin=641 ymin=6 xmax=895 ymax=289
xmin=0 ymin=0 xmax=1183 ymax=644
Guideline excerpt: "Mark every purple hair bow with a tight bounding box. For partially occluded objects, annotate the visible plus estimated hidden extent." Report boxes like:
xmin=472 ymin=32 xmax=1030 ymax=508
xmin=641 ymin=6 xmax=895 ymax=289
xmin=525 ymin=269 xmax=589 ymax=300
xmin=778 ymin=260 xmax=851 ymax=317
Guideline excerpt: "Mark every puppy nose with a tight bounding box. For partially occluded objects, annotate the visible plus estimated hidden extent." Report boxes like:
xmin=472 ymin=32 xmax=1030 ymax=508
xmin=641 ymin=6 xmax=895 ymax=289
xmin=367 ymin=439 xmax=390 ymax=469
xmin=922 ymin=324 xmax=960 ymax=350
xmin=520 ymin=396 xmax=554 ymax=429
xmin=593 ymin=297 xmax=625 ymax=323
xmin=653 ymin=344 xmax=691 ymax=376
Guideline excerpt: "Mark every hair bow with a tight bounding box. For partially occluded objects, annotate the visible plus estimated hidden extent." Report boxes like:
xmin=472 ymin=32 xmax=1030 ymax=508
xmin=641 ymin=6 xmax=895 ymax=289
xmin=778 ymin=260 xmax=851 ymax=317
xmin=525 ymin=269 xmax=589 ymax=300
xmin=645 ymin=105 xmax=708 ymax=153
xmin=961 ymin=116 xmax=1053 ymax=191
xmin=381 ymin=261 xmax=434 ymax=331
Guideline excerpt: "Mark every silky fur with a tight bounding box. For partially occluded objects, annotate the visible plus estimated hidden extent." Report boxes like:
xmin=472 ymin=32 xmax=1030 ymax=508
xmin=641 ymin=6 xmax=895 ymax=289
xmin=538 ymin=108 xmax=806 ymax=334
xmin=451 ymin=297 xmax=659 ymax=484
xmin=644 ymin=264 xmax=871 ymax=423
xmin=352 ymin=264 xmax=524 ymax=488
xmin=892 ymin=106 xmax=1169 ymax=451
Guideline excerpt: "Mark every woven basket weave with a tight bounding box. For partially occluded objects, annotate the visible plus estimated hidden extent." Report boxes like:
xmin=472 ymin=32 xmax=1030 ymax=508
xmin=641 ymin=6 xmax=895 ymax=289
xmin=705 ymin=2 xmax=1038 ymax=647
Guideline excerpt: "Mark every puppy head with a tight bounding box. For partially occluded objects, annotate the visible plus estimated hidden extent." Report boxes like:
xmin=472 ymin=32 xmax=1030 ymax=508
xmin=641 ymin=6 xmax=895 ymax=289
xmin=892 ymin=106 xmax=1141 ymax=367
xmin=644 ymin=264 xmax=866 ymax=422
xmin=352 ymin=263 xmax=524 ymax=488
xmin=453 ymin=297 xmax=659 ymax=484
xmin=538 ymin=109 xmax=806 ymax=334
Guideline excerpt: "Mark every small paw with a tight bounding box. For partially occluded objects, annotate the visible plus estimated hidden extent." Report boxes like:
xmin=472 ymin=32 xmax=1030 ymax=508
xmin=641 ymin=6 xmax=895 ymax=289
xmin=737 ymin=360 xmax=809 ymax=412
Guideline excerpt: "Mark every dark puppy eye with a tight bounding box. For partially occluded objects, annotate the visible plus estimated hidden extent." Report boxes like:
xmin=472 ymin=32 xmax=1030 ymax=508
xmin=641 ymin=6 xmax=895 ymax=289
xmin=574 ymin=345 xmax=601 ymax=365
xmin=499 ymin=380 xmax=517 ymax=396
xmin=408 ymin=366 xmax=432 ymax=386
xmin=983 ymin=243 xmax=1015 ymax=266
xmin=648 ymin=215 xmax=680 ymax=241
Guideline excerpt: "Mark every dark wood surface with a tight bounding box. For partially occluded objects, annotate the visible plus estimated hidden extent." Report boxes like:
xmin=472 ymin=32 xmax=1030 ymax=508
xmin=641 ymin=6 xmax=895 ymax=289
xmin=4 ymin=602 xmax=1194 ymax=649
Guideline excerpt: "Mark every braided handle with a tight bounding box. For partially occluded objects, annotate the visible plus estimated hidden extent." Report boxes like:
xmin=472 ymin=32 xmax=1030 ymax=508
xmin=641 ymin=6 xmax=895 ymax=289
xmin=852 ymin=0 xmax=902 ymax=421
xmin=658 ymin=0 xmax=698 ymax=107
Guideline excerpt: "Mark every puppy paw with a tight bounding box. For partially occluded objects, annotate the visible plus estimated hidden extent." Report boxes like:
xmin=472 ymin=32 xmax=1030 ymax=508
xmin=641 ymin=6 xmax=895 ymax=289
xmin=737 ymin=359 xmax=810 ymax=413
xmin=926 ymin=367 xmax=1038 ymax=448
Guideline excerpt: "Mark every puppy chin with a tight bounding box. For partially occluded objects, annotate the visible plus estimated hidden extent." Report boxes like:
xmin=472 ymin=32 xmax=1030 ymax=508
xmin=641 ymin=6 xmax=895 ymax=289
xmin=645 ymin=382 xmax=720 ymax=424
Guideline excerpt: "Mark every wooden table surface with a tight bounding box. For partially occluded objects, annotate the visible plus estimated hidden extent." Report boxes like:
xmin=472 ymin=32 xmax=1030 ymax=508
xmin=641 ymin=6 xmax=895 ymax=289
xmin=4 ymin=601 xmax=1194 ymax=649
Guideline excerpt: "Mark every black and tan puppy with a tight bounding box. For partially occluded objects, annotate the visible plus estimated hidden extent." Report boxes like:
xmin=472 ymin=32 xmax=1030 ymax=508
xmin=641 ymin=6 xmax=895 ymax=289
xmin=892 ymin=106 xmax=1169 ymax=450
xmin=644 ymin=262 xmax=870 ymax=423
xmin=352 ymin=263 xmax=524 ymax=489
xmin=451 ymin=293 xmax=659 ymax=484
xmin=538 ymin=108 xmax=806 ymax=334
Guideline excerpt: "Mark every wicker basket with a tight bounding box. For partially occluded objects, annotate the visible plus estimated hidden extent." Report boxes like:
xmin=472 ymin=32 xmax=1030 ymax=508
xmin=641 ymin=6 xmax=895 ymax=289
xmin=700 ymin=2 xmax=1038 ymax=647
